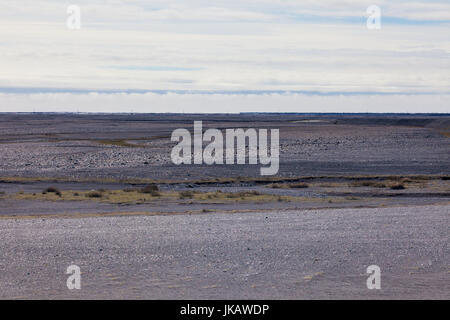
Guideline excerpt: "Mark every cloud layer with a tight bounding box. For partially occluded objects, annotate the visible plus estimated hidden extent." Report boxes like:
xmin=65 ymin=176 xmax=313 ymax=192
xmin=0 ymin=1 xmax=448 ymax=112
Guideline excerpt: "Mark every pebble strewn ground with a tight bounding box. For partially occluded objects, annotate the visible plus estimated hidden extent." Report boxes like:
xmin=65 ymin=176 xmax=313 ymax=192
xmin=0 ymin=205 xmax=448 ymax=299
xmin=0 ymin=114 xmax=449 ymax=180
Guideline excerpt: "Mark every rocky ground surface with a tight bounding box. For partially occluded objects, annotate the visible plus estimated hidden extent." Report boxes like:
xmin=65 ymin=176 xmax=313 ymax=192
xmin=0 ymin=113 xmax=449 ymax=180
xmin=0 ymin=205 xmax=448 ymax=299
xmin=0 ymin=113 xmax=448 ymax=300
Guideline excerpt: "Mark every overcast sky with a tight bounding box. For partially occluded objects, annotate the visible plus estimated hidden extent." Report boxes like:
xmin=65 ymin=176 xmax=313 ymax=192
xmin=0 ymin=0 xmax=449 ymax=113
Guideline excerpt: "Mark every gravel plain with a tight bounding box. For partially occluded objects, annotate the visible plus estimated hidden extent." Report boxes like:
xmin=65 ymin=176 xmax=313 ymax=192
xmin=1 ymin=113 xmax=449 ymax=180
xmin=0 ymin=113 xmax=448 ymax=300
xmin=0 ymin=205 xmax=448 ymax=299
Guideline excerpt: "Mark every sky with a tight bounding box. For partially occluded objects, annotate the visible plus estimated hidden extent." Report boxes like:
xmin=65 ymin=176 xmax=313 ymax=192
xmin=0 ymin=0 xmax=449 ymax=113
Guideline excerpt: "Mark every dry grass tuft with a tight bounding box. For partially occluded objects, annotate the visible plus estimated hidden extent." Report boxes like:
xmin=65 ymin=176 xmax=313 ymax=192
xmin=179 ymin=191 xmax=195 ymax=199
xmin=349 ymin=181 xmax=387 ymax=188
xmin=139 ymin=184 xmax=160 ymax=196
xmin=268 ymin=182 xmax=308 ymax=189
xmin=85 ymin=191 xmax=103 ymax=198
xmin=43 ymin=186 xmax=62 ymax=196
xmin=97 ymin=139 xmax=144 ymax=148
xmin=390 ymin=184 xmax=406 ymax=190
xmin=289 ymin=182 xmax=309 ymax=188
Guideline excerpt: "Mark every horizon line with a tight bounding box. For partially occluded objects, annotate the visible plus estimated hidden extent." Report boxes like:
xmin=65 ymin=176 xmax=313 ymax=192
xmin=0 ymin=87 xmax=449 ymax=96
